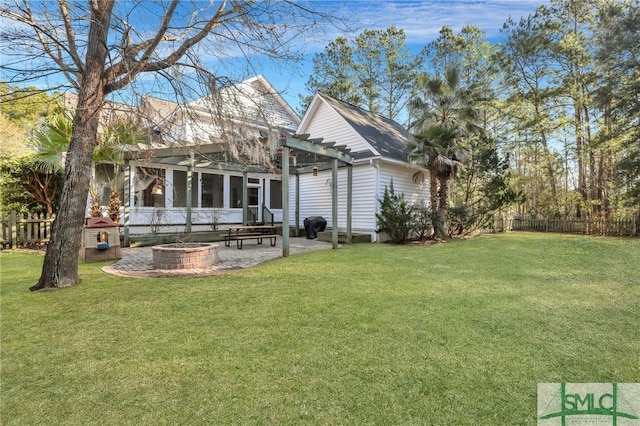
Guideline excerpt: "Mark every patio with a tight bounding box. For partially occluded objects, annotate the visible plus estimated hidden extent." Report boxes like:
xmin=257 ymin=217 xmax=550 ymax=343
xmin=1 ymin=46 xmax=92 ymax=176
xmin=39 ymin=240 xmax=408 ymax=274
xmin=101 ymin=237 xmax=335 ymax=278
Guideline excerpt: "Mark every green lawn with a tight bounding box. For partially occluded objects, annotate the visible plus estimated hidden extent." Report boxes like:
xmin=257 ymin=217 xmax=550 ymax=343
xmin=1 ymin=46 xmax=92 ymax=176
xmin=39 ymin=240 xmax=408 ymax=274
xmin=1 ymin=233 xmax=639 ymax=425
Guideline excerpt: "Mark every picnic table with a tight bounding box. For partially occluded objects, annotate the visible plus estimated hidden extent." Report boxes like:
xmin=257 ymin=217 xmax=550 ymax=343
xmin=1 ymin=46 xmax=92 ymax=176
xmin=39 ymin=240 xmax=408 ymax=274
xmin=224 ymin=225 xmax=278 ymax=249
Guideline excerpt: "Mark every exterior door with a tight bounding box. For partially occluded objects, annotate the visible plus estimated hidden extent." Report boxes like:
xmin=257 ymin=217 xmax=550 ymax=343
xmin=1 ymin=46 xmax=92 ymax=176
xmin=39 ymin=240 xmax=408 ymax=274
xmin=248 ymin=186 xmax=261 ymax=223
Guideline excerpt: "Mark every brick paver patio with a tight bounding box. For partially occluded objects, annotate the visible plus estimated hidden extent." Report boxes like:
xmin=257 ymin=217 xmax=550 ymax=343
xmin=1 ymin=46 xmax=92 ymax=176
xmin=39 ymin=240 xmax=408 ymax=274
xmin=102 ymin=237 xmax=335 ymax=278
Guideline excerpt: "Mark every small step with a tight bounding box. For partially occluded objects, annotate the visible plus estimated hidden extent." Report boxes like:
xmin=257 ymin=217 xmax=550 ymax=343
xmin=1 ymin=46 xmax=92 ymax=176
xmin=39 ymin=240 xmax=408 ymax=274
xmin=316 ymin=231 xmax=371 ymax=244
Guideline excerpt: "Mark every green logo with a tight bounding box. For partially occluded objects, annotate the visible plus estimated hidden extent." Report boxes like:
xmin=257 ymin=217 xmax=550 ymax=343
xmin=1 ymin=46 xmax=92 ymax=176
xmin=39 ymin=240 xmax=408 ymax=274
xmin=538 ymin=383 xmax=640 ymax=425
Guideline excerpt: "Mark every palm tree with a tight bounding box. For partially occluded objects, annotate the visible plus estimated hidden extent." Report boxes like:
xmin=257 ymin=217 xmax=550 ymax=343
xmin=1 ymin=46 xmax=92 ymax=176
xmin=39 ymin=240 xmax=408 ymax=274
xmin=31 ymin=112 xmax=146 ymax=222
xmin=99 ymin=117 xmax=149 ymax=225
xmin=32 ymin=112 xmax=144 ymax=168
xmin=408 ymin=66 xmax=482 ymax=237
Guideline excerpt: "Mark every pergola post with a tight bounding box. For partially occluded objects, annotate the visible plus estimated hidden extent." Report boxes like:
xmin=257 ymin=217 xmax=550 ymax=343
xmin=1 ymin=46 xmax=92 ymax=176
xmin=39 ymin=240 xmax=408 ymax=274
xmin=123 ymin=161 xmax=131 ymax=247
xmin=186 ymin=167 xmax=193 ymax=234
xmin=331 ymin=158 xmax=338 ymax=249
xmin=347 ymin=164 xmax=353 ymax=244
xmin=295 ymin=171 xmax=300 ymax=237
xmin=281 ymin=146 xmax=290 ymax=257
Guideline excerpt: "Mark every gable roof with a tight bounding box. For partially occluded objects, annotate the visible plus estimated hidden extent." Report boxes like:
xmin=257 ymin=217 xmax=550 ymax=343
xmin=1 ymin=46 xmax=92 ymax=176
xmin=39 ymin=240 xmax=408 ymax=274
xmin=144 ymin=76 xmax=299 ymax=147
xmin=241 ymin=75 xmax=300 ymax=130
xmin=185 ymin=75 xmax=300 ymax=133
xmin=313 ymin=93 xmax=410 ymax=163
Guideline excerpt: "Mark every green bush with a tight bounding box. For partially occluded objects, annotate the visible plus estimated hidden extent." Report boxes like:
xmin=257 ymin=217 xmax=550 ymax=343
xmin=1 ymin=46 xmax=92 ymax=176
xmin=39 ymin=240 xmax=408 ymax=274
xmin=375 ymin=181 xmax=413 ymax=243
xmin=447 ymin=204 xmax=481 ymax=237
xmin=410 ymin=199 xmax=433 ymax=240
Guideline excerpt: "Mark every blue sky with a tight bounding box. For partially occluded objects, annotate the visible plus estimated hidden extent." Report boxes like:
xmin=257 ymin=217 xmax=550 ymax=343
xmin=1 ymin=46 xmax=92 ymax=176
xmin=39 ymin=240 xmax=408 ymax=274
xmin=259 ymin=0 xmax=549 ymax=112
xmin=1 ymin=0 xmax=549 ymax=114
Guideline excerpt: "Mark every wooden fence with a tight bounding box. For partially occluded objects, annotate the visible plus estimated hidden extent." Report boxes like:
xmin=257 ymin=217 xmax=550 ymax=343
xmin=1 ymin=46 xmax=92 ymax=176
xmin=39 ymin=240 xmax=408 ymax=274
xmin=512 ymin=217 xmax=639 ymax=237
xmin=0 ymin=211 xmax=55 ymax=249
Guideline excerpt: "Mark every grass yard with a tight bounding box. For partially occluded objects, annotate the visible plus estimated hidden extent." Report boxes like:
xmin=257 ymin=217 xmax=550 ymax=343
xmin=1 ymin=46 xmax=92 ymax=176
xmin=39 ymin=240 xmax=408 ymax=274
xmin=1 ymin=232 xmax=639 ymax=425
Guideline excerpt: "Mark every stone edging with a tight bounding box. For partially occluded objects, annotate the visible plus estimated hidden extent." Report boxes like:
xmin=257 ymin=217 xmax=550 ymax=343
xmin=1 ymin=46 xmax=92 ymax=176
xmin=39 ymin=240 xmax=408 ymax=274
xmin=101 ymin=265 xmax=241 ymax=279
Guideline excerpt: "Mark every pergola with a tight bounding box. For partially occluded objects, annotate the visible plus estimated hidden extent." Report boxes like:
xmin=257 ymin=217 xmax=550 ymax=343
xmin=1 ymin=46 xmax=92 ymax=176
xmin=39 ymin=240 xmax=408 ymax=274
xmin=121 ymin=134 xmax=355 ymax=257
xmin=280 ymin=134 xmax=354 ymax=256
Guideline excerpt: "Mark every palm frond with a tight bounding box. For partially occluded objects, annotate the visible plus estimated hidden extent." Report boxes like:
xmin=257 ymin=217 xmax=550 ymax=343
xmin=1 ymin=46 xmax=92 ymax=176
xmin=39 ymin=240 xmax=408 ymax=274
xmin=29 ymin=112 xmax=73 ymax=170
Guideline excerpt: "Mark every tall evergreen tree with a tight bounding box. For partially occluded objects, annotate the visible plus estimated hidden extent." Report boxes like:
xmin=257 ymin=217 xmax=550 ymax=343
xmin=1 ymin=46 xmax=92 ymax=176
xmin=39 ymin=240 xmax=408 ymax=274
xmin=596 ymin=0 xmax=640 ymax=214
xmin=498 ymin=11 xmax=564 ymax=217
xmin=303 ymin=36 xmax=360 ymax=112
xmin=304 ymin=27 xmax=422 ymax=121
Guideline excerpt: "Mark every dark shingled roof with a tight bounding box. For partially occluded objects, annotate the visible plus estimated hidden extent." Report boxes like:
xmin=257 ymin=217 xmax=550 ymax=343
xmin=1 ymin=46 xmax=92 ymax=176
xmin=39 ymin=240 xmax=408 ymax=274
xmin=319 ymin=93 xmax=410 ymax=163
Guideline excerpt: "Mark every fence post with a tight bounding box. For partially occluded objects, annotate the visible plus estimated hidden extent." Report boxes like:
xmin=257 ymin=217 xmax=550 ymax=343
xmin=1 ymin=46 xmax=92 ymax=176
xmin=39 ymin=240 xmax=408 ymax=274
xmin=27 ymin=212 xmax=33 ymax=242
xmin=10 ymin=210 xmax=17 ymax=250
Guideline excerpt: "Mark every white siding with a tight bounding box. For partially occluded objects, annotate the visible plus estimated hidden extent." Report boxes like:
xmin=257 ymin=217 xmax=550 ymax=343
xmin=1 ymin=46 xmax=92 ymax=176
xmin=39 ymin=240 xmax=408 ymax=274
xmin=302 ymin=102 xmax=373 ymax=154
xmin=378 ymin=162 xmax=429 ymax=204
xmin=289 ymin=163 xmax=378 ymax=233
xmin=245 ymin=78 xmax=299 ymax=129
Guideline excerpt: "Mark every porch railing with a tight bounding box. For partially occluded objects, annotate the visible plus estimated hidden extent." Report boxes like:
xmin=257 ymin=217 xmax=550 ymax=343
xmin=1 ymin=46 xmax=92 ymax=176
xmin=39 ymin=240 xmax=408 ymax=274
xmin=248 ymin=206 xmax=259 ymax=225
xmin=262 ymin=203 xmax=274 ymax=226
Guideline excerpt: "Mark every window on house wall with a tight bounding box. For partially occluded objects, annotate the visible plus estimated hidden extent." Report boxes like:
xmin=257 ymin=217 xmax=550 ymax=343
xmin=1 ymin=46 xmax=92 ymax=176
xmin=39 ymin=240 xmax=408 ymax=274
xmin=201 ymin=173 xmax=224 ymax=208
xmin=230 ymin=175 xmax=243 ymax=208
xmin=137 ymin=167 xmax=165 ymax=207
xmin=269 ymin=179 xmax=282 ymax=209
xmin=173 ymin=170 xmax=198 ymax=208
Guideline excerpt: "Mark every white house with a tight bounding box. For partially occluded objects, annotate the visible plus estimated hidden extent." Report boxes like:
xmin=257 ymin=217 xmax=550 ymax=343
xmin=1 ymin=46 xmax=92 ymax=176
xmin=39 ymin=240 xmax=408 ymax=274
xmin=84 ymin=77 xmax=428 ymax=242
xmin=291 ymin=93 xmax=429 ymax=242
xmin=87 ymin=75 xmax=300 ymax=235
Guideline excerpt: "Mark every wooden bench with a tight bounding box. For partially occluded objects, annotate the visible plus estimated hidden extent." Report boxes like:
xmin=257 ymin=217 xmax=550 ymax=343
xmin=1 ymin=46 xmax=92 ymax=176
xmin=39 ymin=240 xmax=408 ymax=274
xmin=233 ymin=234 xmax=278 ymax=249
xmin=225 ymin=225 xmax=278 ymax=249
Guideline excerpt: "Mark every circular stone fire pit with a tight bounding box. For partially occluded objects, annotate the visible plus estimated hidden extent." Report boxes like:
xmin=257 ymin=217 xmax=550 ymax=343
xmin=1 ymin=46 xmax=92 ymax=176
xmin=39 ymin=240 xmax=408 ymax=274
xmin=152 ymin=243 xmax=219 ymax=270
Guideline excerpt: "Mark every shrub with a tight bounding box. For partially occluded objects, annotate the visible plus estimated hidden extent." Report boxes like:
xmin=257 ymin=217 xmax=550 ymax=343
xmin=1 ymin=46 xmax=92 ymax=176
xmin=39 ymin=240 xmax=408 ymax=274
xmin=447 ymin=204 xmax=481 ymax=237
xmin=411 ymin=199 xmax=433 ymax=240
xmin=376 ymin=181 xmax=413 ymax=243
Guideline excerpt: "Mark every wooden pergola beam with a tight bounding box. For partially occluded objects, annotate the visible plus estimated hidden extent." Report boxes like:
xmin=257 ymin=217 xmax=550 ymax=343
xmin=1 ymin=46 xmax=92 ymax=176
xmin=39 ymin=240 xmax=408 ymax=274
xmin=282 ymin=137 xmax=354 ymax=165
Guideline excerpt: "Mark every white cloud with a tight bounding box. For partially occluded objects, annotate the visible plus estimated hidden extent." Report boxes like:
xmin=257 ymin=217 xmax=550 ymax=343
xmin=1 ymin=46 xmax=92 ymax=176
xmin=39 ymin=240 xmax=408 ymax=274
xmin=308 ymin=0 xmax=548 ymax=46
xmin=266 ymin=0 xmax=550 ymax=110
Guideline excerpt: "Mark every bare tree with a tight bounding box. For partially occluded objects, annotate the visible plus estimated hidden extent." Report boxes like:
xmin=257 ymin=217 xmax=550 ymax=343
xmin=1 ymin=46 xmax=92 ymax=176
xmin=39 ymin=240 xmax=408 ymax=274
xmin=0 ymin=0 xmax=344 ymax=290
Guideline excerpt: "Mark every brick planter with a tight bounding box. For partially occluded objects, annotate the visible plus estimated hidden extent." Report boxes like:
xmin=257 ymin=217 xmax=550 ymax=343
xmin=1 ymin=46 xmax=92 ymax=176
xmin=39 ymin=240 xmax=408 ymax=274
xmin=151 ymin=243 xmax=219 ymax=270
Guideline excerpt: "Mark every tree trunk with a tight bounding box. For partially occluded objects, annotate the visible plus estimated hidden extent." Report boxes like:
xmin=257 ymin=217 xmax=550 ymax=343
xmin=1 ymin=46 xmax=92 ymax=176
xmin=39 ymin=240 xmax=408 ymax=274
xmin=436 ymin=170 xmax=450 ymax=238
xmin=31 ymin=2 xmax=114 ymax=291
xmin=428 ymin=156 xmax=447 ymax=238
xmin=540 ymin=131 xmax=558 ymax=215
xmin=602 ymin=101 xmax=613 ymax=219
xmin=438 ymin=174 xmax=449 ymax=215
xmin=575 ymin=99 xmax=586 ymax=218
xmin=429 ymin=156 xmax=438 ymax=211
xmin=582 ymin=103 xmax=597 ymax=218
